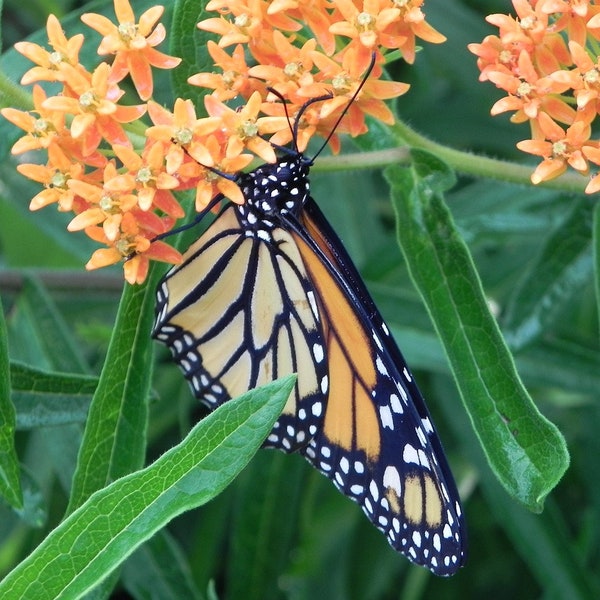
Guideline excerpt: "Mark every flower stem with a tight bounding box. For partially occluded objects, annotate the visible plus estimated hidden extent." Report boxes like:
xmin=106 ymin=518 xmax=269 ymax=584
xmin=0 ymin=70 xmax=33 ymax=111
xmin=391 ymin=116 xmax=587 ymax=194
xmin=316 ymin=118 xmax=588 ymax=195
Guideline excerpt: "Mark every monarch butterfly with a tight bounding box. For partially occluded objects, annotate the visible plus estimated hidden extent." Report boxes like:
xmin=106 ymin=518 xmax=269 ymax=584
xmin=152 ymin=72 xmax=467 ymax=576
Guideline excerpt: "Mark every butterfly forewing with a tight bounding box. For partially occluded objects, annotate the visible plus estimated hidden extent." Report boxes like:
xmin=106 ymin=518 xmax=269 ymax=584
xmin=153 ymin=202 xmax=328 ymax=451
xmin=288 ymin=198 xmax=466 ymax=575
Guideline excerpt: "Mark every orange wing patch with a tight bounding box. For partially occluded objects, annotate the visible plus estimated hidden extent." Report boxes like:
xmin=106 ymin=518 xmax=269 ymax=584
xmin=292 ymin=230 xmax=381 ymax=461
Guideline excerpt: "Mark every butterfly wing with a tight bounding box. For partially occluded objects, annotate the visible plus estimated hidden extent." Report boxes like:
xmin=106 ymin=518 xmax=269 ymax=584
xmin=284 ymin=197 xmax=466 ymax=576
xmin=152 ymin=203 xmax=329 ymax=451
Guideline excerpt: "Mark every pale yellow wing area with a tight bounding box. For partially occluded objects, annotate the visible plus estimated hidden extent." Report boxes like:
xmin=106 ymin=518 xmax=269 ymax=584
xmin=153 ymin=205 xmax=328 ymax=450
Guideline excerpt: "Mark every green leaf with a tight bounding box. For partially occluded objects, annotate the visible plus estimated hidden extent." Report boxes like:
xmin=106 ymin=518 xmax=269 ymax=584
xmin=171 ymin=0 xmax=216 ymax=113
xmin=225 ymin=451 xmax=305 ymax=600
xmin=122 ymin=531 xmax=203 ymax=600
xmin=0 ymin=376 xmax=294 ymax=600
xmin=0 ymin=296 xmax=22 ymax=509
xmin=11 ymin=361 xmax=97 ymax=430
xmin=19 ymin=277 xmax=90 ymax=373
xmin=502 ymin=198 xmax=594 ymax=350
xmin=67 ymin=268 xmax=161 ymax=513
xmin=386 ymin=156 xmax=570 ymax=511
xmin=436 ymin=381 xmax=599 ymax=600
xmin=594 ymin=202 xmax=600 ymax=329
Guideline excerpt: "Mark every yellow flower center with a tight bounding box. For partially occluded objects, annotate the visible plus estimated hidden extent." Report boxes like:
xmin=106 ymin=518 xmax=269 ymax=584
xmin=49 ymin=51 xmax=64 ymax=66
xmin=584 ymin=68 xmax=600 ymax=85
xmin=517 ymin=81 xmax=533 ymax=97
xmin=332 ymin=73 xmax=352 ymax=94
xmin=118 ymin=22 xmax=138 ymax=43
xmin=115 ymin=237 xmax=133 ymax=257
xmin=393 ymin=0 xmax=409 ymax=7
xmin=222 ymin=70 xmax=237 ymax=87
xmin=79 ymin=90 xmax=97 ymax=110
xmin=356 ymin=12 xmax=375 ymax=31
xmin=136 ymin=166 xmax=153 ymax=184
xmin=552 ymin=140 xmax=568 ymax=157
xmin=234 ymin=13 xmax=250 ymax=28
xmin=174 ymin=127 xmax=193 ymax=144
xmin=99 ymin=194 xmax=115 ymax=212
xmin=206 ymin=169 xmax=220 ymax=182
xmin=520 ymin=16 xmax=537 ymax=31
xmin=499 ymin=50 xmax=513 ymax=65
xmin=239 ymin=119 xmax=258 ymax=138
xmin=50 ymin=172 xmax=68 ymax=188
xmin=33 ymin=118 xmax=49 ymax=135
xmin=284 ymin=62 xmax=302 ymax=78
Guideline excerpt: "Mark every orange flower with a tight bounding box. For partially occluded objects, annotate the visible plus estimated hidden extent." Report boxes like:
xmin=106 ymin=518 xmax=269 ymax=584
xmin=1 ymin=85 xmax=66 ymax=154
xmin=15 ymin=14 xmax=84 ymax=84
xmin=146 ymin=98 xmax=222 ymax=173
xmin=488 ymin=50 xmax=574 ymax=125
xmin=81 ymin=0 xmax=181 ymax=100
xmin=487 ymin=0 xmax=549 ymax=47
xmin=468 ymin=35 xmax=520 ymax=82
xmin=267 ymin=0 xmax=337 ymax=54
xmin=248 ymin=32 xmax=318 ymax=103
xmin=85 ymin=211 xmax=181 ymax=284
xmin=188 ymin=42 xmax=255 ymax=100
xmin=42 ymin=62 xmax=146 ymax=154
xmin=204 ymin=91 xmax=289 ymax=162
xmin=329 ymin=0 xmax=401 ymax=72
xmin=112 ymin=143 xmax=183 ymax=215
xmin=389 ymin=0 xmax=447 ymax=65
xmin=198 ymin=1 xmax=266 ymax=47
xmin=517 ymin=113 xmax=592 ymax=183
xmin=182 ymin=135 xmax=253 ymax=209
xmin=312 ymin=48 xmax=409 ymax=124
xmin=17 ymin=144 xmax=84 ymax=211
xmin=539 ymin=0 xmax=600 ymax=46
xmin=550 ymin=40 xmax=600 ymax=109
xmin=67 ymin=161 xmax=139 ymax=240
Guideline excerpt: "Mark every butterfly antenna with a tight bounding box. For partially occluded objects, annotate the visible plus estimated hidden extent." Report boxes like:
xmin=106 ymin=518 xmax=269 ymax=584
xmin=267 ymin=87 xmax=332 ymax=154
xmin=310 ymin=52 xmax=377 ymax=162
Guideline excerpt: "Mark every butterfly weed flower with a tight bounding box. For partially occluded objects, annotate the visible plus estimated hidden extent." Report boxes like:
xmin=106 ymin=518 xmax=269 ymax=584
xmin=15 ymin=14 xmax=85 ymax=85
xmin=469 ymin=0 xmax=600 ymax=189
xmin=81 ymin=0 xmax=181 ymax=101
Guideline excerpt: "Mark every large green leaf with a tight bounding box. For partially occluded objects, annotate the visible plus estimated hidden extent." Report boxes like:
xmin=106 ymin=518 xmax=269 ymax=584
xmin=66 ymin=269 xmax=159 ymax=513
xmin=170 ymin=0 xmax=216 ymax=113
xmin=386 ymin=150 xmax=569 ymax=511
xmin=594 ymin=203 xmax=600 ymax=329
xmin=11 ymin=361 xmax=96 ymax=430
xmin=0 ymin=376 xmax=294 ymax=600
xmin=0 ymin=297 xmax=22 ymax=509
xmin=502 ymin=198 xmax=594 ymax=350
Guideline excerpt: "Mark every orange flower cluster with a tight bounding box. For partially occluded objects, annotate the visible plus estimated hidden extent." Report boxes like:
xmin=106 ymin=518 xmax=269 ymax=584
xmin=194 ymin=0 xmax=444 ymax=151
xmin=2 ymin=0 xmax=445 ymax=283
xmin=469 ymin=0 xmax=600 ymax=192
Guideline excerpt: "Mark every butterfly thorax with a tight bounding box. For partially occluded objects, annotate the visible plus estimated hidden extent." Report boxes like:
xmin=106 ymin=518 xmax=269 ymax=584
xmin=236 ymin=156 xmax=310 ymax=232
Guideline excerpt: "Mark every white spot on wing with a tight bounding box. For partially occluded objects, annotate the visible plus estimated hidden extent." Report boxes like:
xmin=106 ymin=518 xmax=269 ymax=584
xmin=383 ymin=465 xmax=402 ymax=495
xmin=379 ymin=405 xmax=394 ymax=429
xmin=403 ymin=444 xmax=419 ymax=465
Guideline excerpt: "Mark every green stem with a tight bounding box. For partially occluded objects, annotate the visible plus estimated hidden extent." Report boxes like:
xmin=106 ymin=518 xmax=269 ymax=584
xmin=316 ymin=117 xmax=588 ymax=195
xmin=391 ymin=117 xmax=587 ymax=194
xmin=0 ymin=70 xmax=33 ymax=111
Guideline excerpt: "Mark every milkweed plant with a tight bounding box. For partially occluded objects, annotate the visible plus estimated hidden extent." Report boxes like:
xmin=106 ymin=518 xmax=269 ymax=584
xmin=0 ymin=1 xmax=597 ymax=598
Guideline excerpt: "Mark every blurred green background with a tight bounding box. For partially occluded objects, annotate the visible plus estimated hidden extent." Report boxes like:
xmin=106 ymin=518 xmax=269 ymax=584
xmin=0 ymin=0 xmax=598 ymax=598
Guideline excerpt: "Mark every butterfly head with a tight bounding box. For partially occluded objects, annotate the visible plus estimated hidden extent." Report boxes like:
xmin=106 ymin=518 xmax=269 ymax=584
xmin=238 ymin=154 xmax=311 ymax=225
